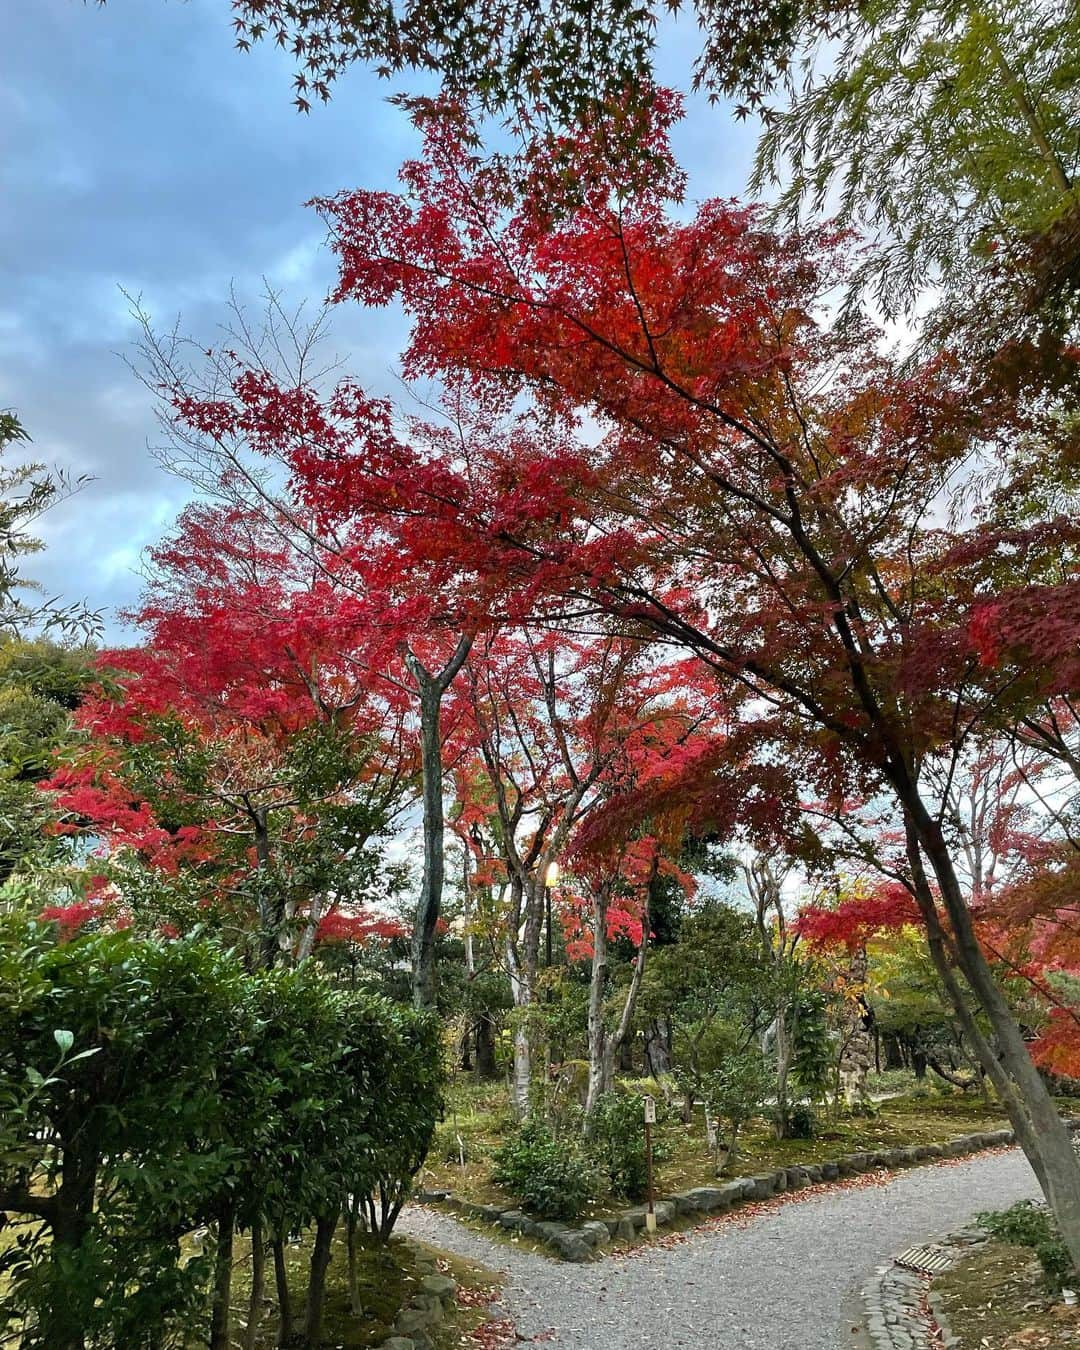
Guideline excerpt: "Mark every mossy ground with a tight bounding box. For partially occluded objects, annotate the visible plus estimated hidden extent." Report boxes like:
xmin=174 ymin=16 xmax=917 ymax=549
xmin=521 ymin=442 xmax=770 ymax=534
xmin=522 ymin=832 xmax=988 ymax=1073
xmin=227 ymin=1228 xmax=502 ymax=1348
xmin=423 ymin=1073 xmax=1013 ymax=1220
xmin=935 ymin=1240 xmax=1080 ymax=1348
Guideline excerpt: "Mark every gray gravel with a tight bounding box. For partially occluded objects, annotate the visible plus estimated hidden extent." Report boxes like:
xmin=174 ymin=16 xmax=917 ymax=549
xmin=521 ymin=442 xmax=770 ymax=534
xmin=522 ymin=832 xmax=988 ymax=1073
xmin=398 ymin=1149 xmax=1039 ymax=1349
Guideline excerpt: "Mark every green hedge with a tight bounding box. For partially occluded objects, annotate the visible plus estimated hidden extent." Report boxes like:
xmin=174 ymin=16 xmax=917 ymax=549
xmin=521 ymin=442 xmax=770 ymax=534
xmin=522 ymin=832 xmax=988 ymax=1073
xmin=0 ymin=918 xmax=442 ymax=1347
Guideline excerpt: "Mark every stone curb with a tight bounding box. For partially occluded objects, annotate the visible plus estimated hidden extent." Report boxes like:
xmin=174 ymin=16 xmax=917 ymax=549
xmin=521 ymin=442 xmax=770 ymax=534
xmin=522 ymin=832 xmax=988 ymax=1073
xmin=417 ymin=1120 xmax=1067 ymax=1262
xmin=859 ymin=1224 xmax=989 ymax=1349
xmin=860 ymin=1117 xmax=1080 ymax=1349
xmin=374 ymin=1241 xmax=460 ymax=1350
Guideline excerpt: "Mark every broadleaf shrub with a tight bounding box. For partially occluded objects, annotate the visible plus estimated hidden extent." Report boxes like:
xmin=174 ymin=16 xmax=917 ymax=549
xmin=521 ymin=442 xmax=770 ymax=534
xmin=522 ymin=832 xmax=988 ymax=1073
xmin=0 ymin=917 xmax=442 ymax=1346
xmin=978 ymin=1201 xmax=1073 ymax=1292
xmin=586 ymin=1091 xmax=668 ymax=1201
xmin=492 ymin=1119 xmax=596 ymax=1220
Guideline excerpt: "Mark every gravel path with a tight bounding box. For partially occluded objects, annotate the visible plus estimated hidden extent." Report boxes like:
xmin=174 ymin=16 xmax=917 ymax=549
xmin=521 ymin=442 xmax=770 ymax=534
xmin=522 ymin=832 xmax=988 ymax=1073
xmin=399 ymin=1149 xmax=1039 ymax=1349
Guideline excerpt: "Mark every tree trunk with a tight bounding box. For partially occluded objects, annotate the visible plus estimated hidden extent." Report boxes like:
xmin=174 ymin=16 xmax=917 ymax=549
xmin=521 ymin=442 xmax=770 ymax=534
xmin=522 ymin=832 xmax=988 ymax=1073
xmin=303 ymin=1214 xmax=337 ymax=1346
xmin=644 ymin=1018 xmax=671 ymax=1077
xmin=901 ymin=815 xmax=1067 ymax=1239
xmin=273 ymin=1236 xmax=292 ymax=1347
xmin=839 ymin=947 xmax=873 ymax=1110
xmin=585 ymin=876 xmax=652 ymax=1125
xmin=346 ymin=1204 xmax=362 ymax=1317
xmin=406 ymin=635 xmax=472 ymax=1011
xmin=773 ymin=1005 xmax=793 ymax=1138
xmin=209 ymin=1202 xmax=236 ymax=1350
xmin=243 ymin=1216 xmax=266 ymax=1350
xmin=475 ymin=1013 xmax=498 ymax=1079
xmin=584 ymin=884 xmax=611 ymax=1122
xmin=43 ymin=1144 xmax=96 ymax=1350
xmin=507 ymin=931 xmax=534 ymax=1118
xmin=507 ymin=869 xmax=548 ymax=1118
xmin=412 ymin=675 xmax=446 ymax=1012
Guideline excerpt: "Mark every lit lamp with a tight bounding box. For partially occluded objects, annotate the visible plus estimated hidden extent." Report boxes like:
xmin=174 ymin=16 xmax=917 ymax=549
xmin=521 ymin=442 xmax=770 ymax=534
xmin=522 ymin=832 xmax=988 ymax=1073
xmin=543 ymin=860 xmax=559 ymax=966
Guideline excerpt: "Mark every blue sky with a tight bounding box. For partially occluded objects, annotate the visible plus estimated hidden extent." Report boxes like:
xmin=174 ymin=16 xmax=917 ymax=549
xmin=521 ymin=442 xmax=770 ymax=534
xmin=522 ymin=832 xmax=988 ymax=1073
xmin=3 ymin=0 xmax=757 ymax=640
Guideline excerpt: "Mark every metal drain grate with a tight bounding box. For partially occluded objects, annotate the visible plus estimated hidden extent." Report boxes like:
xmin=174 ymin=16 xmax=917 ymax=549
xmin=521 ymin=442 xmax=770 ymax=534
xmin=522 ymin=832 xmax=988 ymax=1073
xmin=895 ymin=1245 xmax=952 ymax=1274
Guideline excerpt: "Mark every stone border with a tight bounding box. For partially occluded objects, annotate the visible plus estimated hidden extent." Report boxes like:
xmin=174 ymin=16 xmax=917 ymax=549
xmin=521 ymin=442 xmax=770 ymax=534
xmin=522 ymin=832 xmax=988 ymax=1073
xmin=860 ymin=1223 xmax=990 ymax=1349
xmin=861 ymin=1117 xmax=1080 ymax=1349
xmin=375 ymin=1241 xmax=460 ymax=1350
xmin=418 ymin=1126 xmax=1021 ymax=1262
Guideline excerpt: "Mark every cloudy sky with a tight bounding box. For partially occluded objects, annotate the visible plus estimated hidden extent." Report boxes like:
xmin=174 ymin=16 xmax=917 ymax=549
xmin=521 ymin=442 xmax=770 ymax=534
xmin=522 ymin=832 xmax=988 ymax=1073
xmin=3 ymin=0 xmax=757 ymax=642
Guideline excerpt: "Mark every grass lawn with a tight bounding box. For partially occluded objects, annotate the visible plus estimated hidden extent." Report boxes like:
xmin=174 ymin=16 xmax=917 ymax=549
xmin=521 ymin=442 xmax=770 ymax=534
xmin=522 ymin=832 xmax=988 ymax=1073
xmin=423 ymin=1075 xmax=1013 ymax=1220
xmin=935 ymin=1240 xmax=1080 ymax=1348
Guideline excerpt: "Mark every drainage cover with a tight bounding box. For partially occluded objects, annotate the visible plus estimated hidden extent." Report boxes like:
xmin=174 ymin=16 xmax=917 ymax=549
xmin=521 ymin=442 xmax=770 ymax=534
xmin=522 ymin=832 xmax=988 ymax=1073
xmin=895 ymin=1245 xmax=952 ymax=1274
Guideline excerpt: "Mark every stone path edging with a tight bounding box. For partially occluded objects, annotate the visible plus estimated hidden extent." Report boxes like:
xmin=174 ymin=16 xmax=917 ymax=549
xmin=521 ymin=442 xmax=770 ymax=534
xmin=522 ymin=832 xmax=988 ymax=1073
xmin=859 ymin=1224 xmax=988 ymax=1349
xmin=375 ymin=1240 xmax=460 ymax=1350
xmin=417 ymin=1124 xmax=1023 ymax=1262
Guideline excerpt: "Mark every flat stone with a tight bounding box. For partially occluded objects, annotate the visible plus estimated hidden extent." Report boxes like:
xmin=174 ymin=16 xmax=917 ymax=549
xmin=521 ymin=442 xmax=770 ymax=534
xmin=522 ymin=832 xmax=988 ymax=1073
xmin=552 ymin=1232 xmax=592 ymax=1262
xmin=915 ymin=1143 xmax=943 ymax=1159
xmin=801 ymin=1164 xmax=823 ymax=1183
xmin=497 ymin=1209 xmax=530 ymax=1231
xmin=420 ymin=1274 xmax=457 ymax=1302
xmin=581 ymin=1220 xmax=611 ymax=1247
xmin=683 ymin=1186 xmax=729 ymax=1212
xmin=747 ymin=1174 xmax=777 ymax=1200
xmin=619 ymin=1205 xmax=650 ymax=1230
xmin=416 ymin=1189 xmax=449 ymax=1202
xmin=535 ymin=1220 xmax=570 ymax=1241
xmin=667 ymin=1190 xmax=703 ymax=1215
xmin=475 ymin=1203 xmax=505 ymax=1222
xmin=395 ymin=1307 xmax=439 ymax=1336
xmin=942 ymin=1137 xmax=973 ymax=1157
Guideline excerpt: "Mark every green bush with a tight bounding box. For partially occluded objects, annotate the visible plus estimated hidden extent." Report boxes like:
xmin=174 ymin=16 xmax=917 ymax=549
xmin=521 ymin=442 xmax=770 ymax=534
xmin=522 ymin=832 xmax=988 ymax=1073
xmin=0 ymin=917 xmax=443 ymax=1347
xmin=786 ymin=1103 xmax=818 ymax=1139
xmin=492 ymin=1119 xmax=596 ymax=1220
xmin=978 ymin=1201 xmax=1074 ymax=1292
xmin=586 ymin=1092 xmax=668 ymax=1201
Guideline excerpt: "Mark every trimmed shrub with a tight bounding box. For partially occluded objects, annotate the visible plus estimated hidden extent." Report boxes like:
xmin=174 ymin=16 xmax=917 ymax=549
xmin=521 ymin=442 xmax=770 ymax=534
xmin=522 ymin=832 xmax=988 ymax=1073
xmin=492 ymin=1119 xmax=596 ymax=1220
xmin=586 ymin=1091 xmax=668 ymax=1201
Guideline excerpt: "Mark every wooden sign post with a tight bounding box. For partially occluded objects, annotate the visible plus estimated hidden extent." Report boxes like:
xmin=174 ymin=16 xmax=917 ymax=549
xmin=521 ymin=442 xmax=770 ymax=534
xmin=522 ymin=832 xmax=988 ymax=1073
xmin=643 ymin=1095 xmax=657 ymax=1232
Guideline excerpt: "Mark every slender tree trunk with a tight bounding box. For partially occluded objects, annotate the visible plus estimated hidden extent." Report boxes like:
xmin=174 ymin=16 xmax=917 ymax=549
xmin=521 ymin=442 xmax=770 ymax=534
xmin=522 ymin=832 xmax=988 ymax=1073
xmin=773 ymin=1004 xmax=793 ymax=1138
xmin=905 ymin=824 xmax=1049 ymax=1192
xmin=273 ymin=1236 xmax=292 ymax=1347
xmin=209 ymin=1202 xmax=236 ymax=1350
xmin=406 ymin=635 xmax=473 ymax=1011
xmin=585 ymin=878 xmax=652 ymax=1125
xmin=295 ymin=894 xmax=326 ymax=964
xmin=475 ymin=1013 xmax=498 ymax=1079
xmin=303 ymin=1215 xmax=337 ymax=1346
xmin=44 ymin=1144 xmax=96 ymax=1350
xmin=584 ymin=884 xmax=611 ymax=1123
xmin=243 ymin=1216 xmax=267 ymax=1350
xmin=346 ymin=1204 xmax=362 ymax=1316
xmin=412 ymin=675 xmax=446 ymax=1012
xmin=507 ymin=871 xmax=548 ymax=1118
